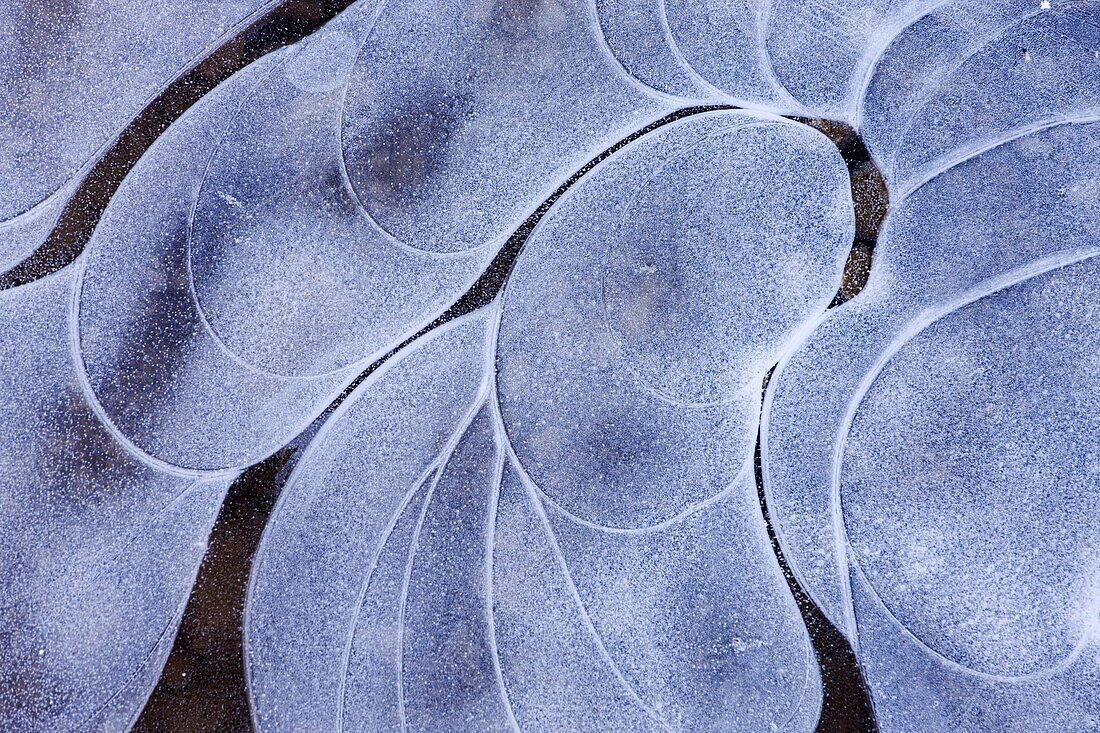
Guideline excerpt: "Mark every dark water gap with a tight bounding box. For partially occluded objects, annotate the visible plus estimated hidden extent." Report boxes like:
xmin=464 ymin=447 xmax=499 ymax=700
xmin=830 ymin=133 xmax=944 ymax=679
xmin=0 ymin=0 xmax=361 ymax=291
xmin=757 ymin=116 xmax=887 ymax=733
xmin=0 ymin=3 xmax=889 ymax=722
xmin=135 ymin=106 xmax=887 ymax=731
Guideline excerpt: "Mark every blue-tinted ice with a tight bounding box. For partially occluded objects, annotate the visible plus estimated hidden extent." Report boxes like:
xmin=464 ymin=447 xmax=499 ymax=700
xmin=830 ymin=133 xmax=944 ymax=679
xmin=2 ymin=1 xmax=1098 ymax=731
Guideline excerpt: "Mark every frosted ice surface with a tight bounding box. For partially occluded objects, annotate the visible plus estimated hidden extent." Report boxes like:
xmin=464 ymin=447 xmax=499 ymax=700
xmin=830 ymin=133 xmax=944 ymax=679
xmin=187 ymin=10 xmax=490 ymax=377
xmin=340 ymin=0 xmax=671 ymax=254
xmin=860 ymin=0 xmax=1100 ymax=191
xmin=400 ymin=407 xmax=514 ymax=732
xmin=532 ymin=456 xmax=821 ymax=731
xmin=662 ymin=0 xmax=800 ymax=109
xmin=6 ymin=0 xmax=1100 ymax=730
xmin=491 ymin=464 xmax=666 ymax=733
xmin=244 ymin=313 xmax=491 ymax=733
xmin=766 ymin=0 xmax=942 ymax=120
xmin=851 ymin=561 xmax=1100 ymax=733
xmin=78 ymin=51 xmax=345 ymax=473
xmin=764 ymin=115 xmax=1100 ymax=727
xmin=0 ymin=268 xmax=231 ymax=732
xmin=595 ymin=0 xmax=719 ymax=100
xmin=0 ymin=0 xmax=269 ymax=222
xmin=844 ymin=259 xmax=1100 ymax=677
xmin=338 ymin=481 xmax=430 ymax=733
xmin=244 ymin=101 xmax=857 ymax=724
xmin=496 ymin=110 xmax=852 ymax=528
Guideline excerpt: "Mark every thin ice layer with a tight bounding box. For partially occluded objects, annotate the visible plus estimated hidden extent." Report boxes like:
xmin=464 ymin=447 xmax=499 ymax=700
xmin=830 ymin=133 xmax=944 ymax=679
xmin=188 ymin=10 xmax=488 ymax=377
xmin=401 ymin=408 xmax=514 ymax=732
xmin=849 ymin=564 xmax=1100 ymax=733
xmin=540 ymin=458 xmax=821 ymax=731
xmin=244 ymin=313 xmax=489 ymax=733
xmin=340 ymin=482 xmax=431 ymax=733
xmin=594 ymin=0 xmax=717 ymax=100
xmin=77 ymin=51 xmax=345 ymax=472
xmin=766 ymin=0 xmax=941 ymax=120
xmin=0 ymin=191 xmax=65 ymax=276
xmin=663 ymin=0 xmax=802 ymax=110
xmin=0 ymin=0 xmax=269 ymax=221
xmin=860 ymin=0 xmax=1100 ymax=192
xmin=763 ymin=121 xmax=1100 ymax=722
xmin=340 ymin=0 xmax=669 ymax=254
xmin=843 ymin=258 xmax=1100 ymax=680
xmin=491 ymin=462 xmax=665 ymax=733
xmin=496 ymin=110 xmax=852 ymax=528
xmin=0 ymin=268 xmax=230 ymax=732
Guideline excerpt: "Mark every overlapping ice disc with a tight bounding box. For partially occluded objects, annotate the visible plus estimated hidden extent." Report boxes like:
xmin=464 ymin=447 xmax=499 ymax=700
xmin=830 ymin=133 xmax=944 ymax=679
xmin=497 ymin=110 xmax=852 ymax=528
xmin=0 ymin=269 xmax=231 ymax=732
xmin=0 ymin=0 xmax=268 ymax=221
xmin=245 ymin=313 xmax=491 ymax=733
xmin=78 ymin=51 xmax=345 ymax=472
xmin=764 ymin=116 xmax=1100 ymax=730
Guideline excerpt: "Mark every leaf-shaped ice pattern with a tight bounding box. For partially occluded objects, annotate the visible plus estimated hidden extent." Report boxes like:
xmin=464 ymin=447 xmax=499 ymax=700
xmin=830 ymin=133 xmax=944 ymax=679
xmin=0 ymin=0 xmax=270 ymax=223
xmin=594 ymin=0 xmax=793 ymax=110
xmin=490 ymin=461 xmax=668 ymax=733
xmin=400 ymin=406 xmax=514 ymax=732
xmin=497 ymin=109 xmax=853 ymax=528
xmin=338 ymin=0 xmax=670 ymax=254
xmin=245 ymin=312 xmax=492 ymax=732
xmin=186 ymin=3 xmax=487 ymax=378
xmin=859 ymin=0 xmax=1100 ymax=192
xmin=14 ymin=0 xmax=1100 ymax=729
xmin=765 ymin=0 xmax=944 ymax=120
xmin=0 ymin=268 xmax=232 ymax=732
xmin=77 ymin=49 xmax=349 ymax=472
xmin=498 ymin=447 xmax=823 ymax=731
xmin=244 ymin=106 xmax=859 ymax=733
xmin=764 ymin=114 xmax=1100 ymax=728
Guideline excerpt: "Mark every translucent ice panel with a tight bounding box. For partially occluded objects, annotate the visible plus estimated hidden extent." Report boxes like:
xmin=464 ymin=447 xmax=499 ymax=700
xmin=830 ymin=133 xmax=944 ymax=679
xmin=0 ymin=268 xmax=230 ymax=732
xmin=766 ymin=0 xmax=942 ymax=120
xmin=187 ymin=12 xmax=489 ymax=377
xmin=244 ymin=313 xmax=491 ymax=733
xmin=505 ymin=453 xmax=822 ymax=731
xmin=0 ymin=0 xmax=269 ymax=221
xmin=860 ymin=0 xmax=1100 ymax=191
xmin=843 ymin=258 xmax=1100 ymax=679
xmin=497 ymin=110 xmax=852 ymax=528
xmin=663 ymin=0 xmax=801 ymax=110
xmin=77 ymin=51 xmax=347 ymax=472
xmin=340 ymin=0 xmax=670 ymax=254
xmin=595 ymin=0 xmax=719 ymax=100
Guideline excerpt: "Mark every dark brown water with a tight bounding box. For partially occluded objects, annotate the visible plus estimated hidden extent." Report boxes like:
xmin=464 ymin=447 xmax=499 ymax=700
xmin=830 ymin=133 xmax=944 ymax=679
xmin=2 ymin=6 xmax=889 ymax=728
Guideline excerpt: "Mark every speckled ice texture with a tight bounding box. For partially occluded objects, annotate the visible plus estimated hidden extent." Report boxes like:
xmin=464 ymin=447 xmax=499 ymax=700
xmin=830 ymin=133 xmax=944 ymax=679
xmin=2 ymin=0 xmax=1099 ymax=731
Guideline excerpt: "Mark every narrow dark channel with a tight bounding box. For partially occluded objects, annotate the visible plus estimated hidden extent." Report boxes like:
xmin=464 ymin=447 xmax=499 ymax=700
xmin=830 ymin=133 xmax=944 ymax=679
xmin=6 ymin=1 xmax=889 ymax=718
xmin=136 ymin=107 xmax=888 ymax=731
xmin=754 ymin=369 xmax=879 ymax=733
xmin=755 ymin=118 xmax=888 ymax=732
xmin=0 ymin=0 xmax=361 ymax=291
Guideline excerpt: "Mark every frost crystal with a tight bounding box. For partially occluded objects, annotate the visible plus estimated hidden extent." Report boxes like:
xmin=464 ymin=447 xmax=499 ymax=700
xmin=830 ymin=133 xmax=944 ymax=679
xmin=2 ymin=1 xmax=1098 ymax=731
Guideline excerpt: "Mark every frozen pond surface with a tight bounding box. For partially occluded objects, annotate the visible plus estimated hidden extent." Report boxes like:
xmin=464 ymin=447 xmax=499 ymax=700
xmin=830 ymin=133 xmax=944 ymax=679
xmin=1 ymin=1 xmax=1098 ymax=731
